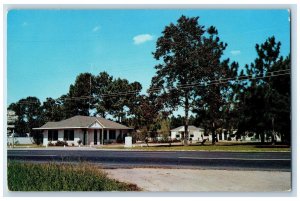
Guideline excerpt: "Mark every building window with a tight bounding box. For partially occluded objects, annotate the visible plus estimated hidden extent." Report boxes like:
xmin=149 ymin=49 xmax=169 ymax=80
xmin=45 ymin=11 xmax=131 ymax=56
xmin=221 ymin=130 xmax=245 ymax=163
xmin=48 ymin=130 xmax=58 ymax=141
xmin=64 ymin=130 xmax=74 ymax=141
xmin=109 ymin=130 xmax=116 ymax=139
xmin=104 ymin=130 xmax=108 ymax=140
xmin=190 ymin=134 xmax=194 ymax=138
xmin=176 ymin=134 xmax=180 ymax=138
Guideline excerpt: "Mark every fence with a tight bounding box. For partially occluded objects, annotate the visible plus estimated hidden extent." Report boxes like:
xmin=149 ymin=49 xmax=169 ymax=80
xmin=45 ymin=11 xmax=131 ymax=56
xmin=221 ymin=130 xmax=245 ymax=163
xmin=7 ymin=137 xmax=35 ymax=145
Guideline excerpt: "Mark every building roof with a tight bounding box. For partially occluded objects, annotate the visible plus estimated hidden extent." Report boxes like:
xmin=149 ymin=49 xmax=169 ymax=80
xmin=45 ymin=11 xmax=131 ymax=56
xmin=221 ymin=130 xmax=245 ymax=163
xmin=170 ymin=125 xmax=204 ymax=132
xmin=34 ymin=115 xmax=131 ymax=130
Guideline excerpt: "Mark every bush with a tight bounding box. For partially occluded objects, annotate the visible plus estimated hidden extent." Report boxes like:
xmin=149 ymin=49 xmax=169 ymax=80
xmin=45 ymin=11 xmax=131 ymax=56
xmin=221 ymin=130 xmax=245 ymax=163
xmin=32 ymin=131 xmax=43 ymax=145
xmin=171 ymin=138 xmax=181 ymax=143
xmin=55 ymin=140 xmax=68 ymax=146
xmin=48 ymin=142 xmax=55 ymax=146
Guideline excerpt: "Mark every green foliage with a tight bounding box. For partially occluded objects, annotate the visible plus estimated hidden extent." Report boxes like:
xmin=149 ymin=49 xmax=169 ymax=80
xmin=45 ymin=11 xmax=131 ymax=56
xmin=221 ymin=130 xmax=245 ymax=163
xmin=62 ymin=73 xmax=95 ymax=118
xmin=93 ymin=72 xmax=142 ymax=122
xmin=170 ymin=115 xmax=197 ymax=129
xmin=151 ymin=15 xmax=233 ymax=145
xmin=7 ymin=161 xmax=140 ymax=191
xmin=41 ymin=97 xmax=65 ymax=122
xmin=32 ymin=131 xmax=43 ymax=145
xmin=8 ymin=96 xmax=44 ymax=136
xmin=54 ymin=140 xmax=68 ymax=146
xmin=239 ymin=37 xmax=290 ymax=144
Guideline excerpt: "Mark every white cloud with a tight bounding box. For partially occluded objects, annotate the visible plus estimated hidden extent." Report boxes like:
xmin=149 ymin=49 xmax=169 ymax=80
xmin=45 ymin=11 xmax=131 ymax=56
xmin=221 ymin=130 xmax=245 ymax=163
xmin=133 ymin=34 xmax=154 ymax=45
xmin=230 ymin=50 xmax=241 ymax=56
xmin=92 ymin=26 xmax=100 ymax=32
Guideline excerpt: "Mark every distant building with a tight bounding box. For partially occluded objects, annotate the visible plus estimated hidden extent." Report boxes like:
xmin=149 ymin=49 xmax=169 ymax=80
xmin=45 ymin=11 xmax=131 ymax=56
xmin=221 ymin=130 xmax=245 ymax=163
xmin=170 ymin=125 xmax=205 ymax=141
xmin=7 ymin=110 xmax=18 ymax=136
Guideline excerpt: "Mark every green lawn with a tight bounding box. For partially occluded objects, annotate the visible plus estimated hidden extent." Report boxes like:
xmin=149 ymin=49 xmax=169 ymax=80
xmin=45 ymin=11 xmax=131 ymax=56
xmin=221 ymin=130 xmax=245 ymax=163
xmin=99 ymin=143 xmax=290 ymax=152
xmin=7 ymin=161 xmax=140 ymax=191
xmin=10 ymin=144 xmax=43 ymax=148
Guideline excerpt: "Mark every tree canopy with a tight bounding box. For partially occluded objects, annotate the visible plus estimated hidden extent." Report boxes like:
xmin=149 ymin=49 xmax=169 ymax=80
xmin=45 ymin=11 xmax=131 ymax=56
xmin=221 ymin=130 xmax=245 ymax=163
xmin=150 ymin=15 xmax=237 ymax=145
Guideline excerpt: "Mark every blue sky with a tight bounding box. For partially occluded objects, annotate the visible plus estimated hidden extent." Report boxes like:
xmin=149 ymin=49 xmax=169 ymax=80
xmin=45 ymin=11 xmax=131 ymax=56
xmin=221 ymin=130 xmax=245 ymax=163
xmin=7 ymin=9 xmax=290 ymax=106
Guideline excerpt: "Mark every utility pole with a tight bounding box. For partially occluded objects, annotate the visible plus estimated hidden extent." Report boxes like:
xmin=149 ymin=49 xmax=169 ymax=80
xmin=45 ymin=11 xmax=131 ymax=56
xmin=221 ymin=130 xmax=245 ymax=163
xmin=89 ymin=63 xmax=93 ymax=116
xmin=89 ymin=73 xmax=92 ymax=115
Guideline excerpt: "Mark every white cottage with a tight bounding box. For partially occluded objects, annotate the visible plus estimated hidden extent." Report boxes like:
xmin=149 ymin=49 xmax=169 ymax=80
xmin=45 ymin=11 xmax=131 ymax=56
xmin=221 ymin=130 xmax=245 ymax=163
xmin=170 ymin=125 xmax=205 ymax=141
xmin=33 ymin=115 xmax=132 ymax=146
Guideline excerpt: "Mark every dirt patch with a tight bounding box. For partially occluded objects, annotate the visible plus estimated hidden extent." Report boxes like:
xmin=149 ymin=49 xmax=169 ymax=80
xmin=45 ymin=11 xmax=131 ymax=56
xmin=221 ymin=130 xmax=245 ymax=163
xmin=105 ymin=168 xmax=291 ymax=192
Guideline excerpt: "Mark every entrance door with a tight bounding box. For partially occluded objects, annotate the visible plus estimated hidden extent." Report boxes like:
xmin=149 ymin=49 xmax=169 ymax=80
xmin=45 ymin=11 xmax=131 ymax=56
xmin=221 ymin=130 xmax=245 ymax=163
xmin=94 ymin=130 xmax=97 ymax=145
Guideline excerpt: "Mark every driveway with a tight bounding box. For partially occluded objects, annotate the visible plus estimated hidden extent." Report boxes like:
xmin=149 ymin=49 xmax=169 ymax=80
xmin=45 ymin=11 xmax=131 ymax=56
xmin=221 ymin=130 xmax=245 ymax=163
xmin=105 ymin=168 xmax=291 ymax=192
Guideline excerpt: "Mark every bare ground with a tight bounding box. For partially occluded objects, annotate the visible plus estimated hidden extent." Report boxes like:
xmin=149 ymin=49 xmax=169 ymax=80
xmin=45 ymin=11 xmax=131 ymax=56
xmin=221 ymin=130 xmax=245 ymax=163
xmin=105 ymin=168 xmax=291 ymax=192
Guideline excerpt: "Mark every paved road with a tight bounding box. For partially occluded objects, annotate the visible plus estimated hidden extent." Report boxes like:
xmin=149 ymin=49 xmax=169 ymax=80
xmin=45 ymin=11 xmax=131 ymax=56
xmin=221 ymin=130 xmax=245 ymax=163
xmin=7 ymin=149 xmax=291 ymax=171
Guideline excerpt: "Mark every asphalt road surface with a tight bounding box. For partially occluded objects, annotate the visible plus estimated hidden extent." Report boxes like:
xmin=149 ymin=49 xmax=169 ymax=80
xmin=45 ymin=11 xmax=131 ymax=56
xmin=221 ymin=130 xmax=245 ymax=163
xmin=7 ymin=149 xmax=291 ymax=171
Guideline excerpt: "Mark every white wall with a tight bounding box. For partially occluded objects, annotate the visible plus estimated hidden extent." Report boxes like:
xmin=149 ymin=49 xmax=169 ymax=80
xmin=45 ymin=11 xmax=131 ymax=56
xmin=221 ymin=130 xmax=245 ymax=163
xmin=171 ymin=131 xmax=181 ymax=140
xmin=189 ymin=131 xmax=204 ymax=141
xmin=171 ymin=130 xmax=204 ymax=141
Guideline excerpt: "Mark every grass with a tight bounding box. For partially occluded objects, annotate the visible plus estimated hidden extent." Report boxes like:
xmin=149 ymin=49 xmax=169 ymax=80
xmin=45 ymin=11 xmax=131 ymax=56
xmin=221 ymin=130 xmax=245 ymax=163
xmin=7 ymin=161 xmax=141 ymax=191
xmin=10 ymin=144 xmax=43 ymax=148
xmin=98 ymin=142 xmax=291 ymax=152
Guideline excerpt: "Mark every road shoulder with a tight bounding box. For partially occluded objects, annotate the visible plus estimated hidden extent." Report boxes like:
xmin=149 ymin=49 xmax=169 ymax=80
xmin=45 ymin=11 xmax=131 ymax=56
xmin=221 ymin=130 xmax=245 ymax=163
xmin=105 ymin=168 xmax=291 ymax=192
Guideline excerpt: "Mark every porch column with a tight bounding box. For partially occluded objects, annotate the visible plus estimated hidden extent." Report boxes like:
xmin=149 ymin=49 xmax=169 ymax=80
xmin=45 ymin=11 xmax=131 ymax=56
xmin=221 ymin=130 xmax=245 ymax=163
xmin=101 ymin=128 xmax=104 ymax=145
xmin=107 ymin=129 xmax=110 ymax=140
xmin=85 ymin=130 xmax=90 ymax=145
xmin=43 ymin=130 xmax=48 ymax=146
xmin=97 ymin=130 xmax=100 ymax=145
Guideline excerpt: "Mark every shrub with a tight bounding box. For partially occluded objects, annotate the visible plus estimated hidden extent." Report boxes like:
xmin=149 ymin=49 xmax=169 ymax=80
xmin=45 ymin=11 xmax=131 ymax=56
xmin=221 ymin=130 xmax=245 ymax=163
xmin=48 ymin=142 xmax=55 ymax=146
xmin=55 ymin=140 xmax=68 ymax=146
xmin=171 ymin=138 xmax=181 ymax=143
xmin=32 ymin=132 xmax=43 ymax=145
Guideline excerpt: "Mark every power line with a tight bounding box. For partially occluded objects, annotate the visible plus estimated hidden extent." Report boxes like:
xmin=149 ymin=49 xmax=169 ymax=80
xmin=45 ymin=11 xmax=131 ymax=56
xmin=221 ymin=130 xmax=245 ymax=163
xmin=147 ymin=69 xmax=290 ymax=92
xmin=13 ymin=69 xmax=290 ymax=105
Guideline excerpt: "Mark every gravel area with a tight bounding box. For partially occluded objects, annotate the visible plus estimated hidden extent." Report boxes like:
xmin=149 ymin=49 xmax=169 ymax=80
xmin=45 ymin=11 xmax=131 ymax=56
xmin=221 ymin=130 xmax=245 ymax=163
xmin=105 ymin=168 xmax=291 ymax=192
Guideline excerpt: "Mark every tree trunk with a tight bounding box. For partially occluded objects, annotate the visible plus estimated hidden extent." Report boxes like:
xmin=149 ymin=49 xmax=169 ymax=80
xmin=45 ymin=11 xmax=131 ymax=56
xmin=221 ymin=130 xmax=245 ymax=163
xmin=212 ymin=122 xmax=216 ymax=145
xmin=260 ymin=132 xmax=265 ymax=144
xmin=271 ymin=117 xmax=276 ymax=145
xmin=184 ymin=94 xmax=189 ymax=146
